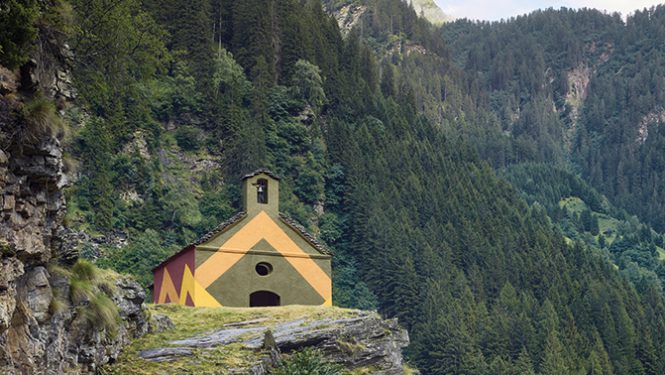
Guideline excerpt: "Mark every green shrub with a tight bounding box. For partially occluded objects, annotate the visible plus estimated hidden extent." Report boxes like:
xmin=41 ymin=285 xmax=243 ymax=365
xmin=71 ymin=259 xmax=96 ymax=282
xmin=83 ymin=293 xmax=120 ymax=337
xmin=41 ymin=0 xmax=75 ymax=36
xmin=69 ymin=278 xmax=94 ymax=305
xmin=271 ymin=348 xmax=344 ymax=375
xmin=68 ymin=259 xmax=121 ymax=337
xmin=69 ymin=259 xmax=98 ymax=305
xmin=0 ymin=0 xmax=39 ymax=68
xmin=174 ymin=125 xmax=202 ymax=151
xmin=95 ymin=229 xmax=173 ymax=289
xmin=19 ymin=96 xmax=65 ymax=141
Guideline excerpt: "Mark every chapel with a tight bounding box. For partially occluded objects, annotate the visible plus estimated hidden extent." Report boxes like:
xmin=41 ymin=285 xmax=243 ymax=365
xmin=152 ymin=169 xmax=332 ymax=307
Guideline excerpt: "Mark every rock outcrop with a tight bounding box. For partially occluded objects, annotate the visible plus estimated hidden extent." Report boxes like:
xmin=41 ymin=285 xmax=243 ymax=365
xmin=0 ymin=24 xmax=148 ymax=375
xmin=326 ymin=2 xmax=367 ymax=33
xmin=137 ymin=309 xmax=410 ymax=374
xmin=0 ymin=122 xmax=149 ymax=373
xmin=410 ymin=0 xmax=449 ymax=25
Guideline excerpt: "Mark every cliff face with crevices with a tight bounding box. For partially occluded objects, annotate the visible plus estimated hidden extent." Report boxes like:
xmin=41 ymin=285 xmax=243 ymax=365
xmin=0 ymin=24 xmax=149 ymax=375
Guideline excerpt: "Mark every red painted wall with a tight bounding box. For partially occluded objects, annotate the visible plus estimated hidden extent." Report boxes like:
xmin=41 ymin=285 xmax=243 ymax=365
xmin=152 ymin=246 xmax=195 ymax=305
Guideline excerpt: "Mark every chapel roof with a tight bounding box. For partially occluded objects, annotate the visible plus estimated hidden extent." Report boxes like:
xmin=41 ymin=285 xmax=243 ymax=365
xmin=242 ymin=168 xmax=281 ymax=181
xmin=153 ymin=211 xmax=331 ymax=272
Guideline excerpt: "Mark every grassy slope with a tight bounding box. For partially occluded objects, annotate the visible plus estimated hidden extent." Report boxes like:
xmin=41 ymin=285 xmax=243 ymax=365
xmin=560 ymin=196 xmax=621 ymax=243
xmin=101 ymin=305 xmax=414 ymax=375
xmin=559 ymin=196 xmax=665 ymax=272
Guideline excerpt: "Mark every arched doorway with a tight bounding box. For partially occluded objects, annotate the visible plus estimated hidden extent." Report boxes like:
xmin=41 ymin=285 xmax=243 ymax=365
xmin=250 ymin=291 xmax=280 ymax=307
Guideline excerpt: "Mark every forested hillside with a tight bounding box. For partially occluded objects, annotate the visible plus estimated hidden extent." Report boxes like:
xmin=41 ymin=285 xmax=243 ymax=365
xmin=503 ymin=164 xmax=665 ymax=296
xmin=444 ymin=6 xmax=665 ymax=232
xmin=3 ymin=1 xmax=665 ymax=374
xmin=442 ymin=7 xmax=665 ymax=334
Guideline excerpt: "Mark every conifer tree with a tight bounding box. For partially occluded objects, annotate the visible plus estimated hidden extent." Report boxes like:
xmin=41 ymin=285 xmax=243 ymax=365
xmin=540 ymin=330 xmax=570 ymax=375
xmin=515 ymin=347 xmax=537 ymax=375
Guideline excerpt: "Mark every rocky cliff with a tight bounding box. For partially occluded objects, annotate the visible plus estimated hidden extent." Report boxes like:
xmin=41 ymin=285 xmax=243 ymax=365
xmin=0 ymin=25 xmax=148 ymax=375
xmin=410 ymin=0 xmax=448 ymax=25
xmin=105 ymin=305 xmax=414 ymax=374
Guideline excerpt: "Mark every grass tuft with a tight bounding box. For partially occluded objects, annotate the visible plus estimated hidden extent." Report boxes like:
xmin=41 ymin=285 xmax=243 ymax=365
xmin=49 ymin=292 xmax=68 ymax=315
xmin=272 ymin=347 xmax=344 ymax=375
xmin=67 ymin=259 xmax=122 ymax=338
xmin=48 ymin=264 xmax=72 ymax=279
xmin=84 ymin=293 xmax=120 ymax=337
xmin=20 ymin=96 xmax=64 ymax=141
xmin=70 ymin=278 xmax=95 ymax=305
xmin=71 ymin=259 xmax=96 ymax=282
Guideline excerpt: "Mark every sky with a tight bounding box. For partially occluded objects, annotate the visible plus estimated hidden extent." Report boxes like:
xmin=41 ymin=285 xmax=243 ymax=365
xmin=434 ymin=0 xmax=664 ymax=21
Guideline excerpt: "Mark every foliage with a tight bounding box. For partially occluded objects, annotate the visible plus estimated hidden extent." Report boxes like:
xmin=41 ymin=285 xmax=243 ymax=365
xmin=574 ymin=6 xmax=665 ymax=231
xmin=18 ymin=96 xmax=65 ymax=142
xmin=0 ymin=0 xmax=40 ymax=68
xmin=444 ymin=6 xmax=665 ymax=235
xmin=52 ymin=1 xmax=665 ymax=374
xmin=96 ymin=229 xmax=175 ymax=289
xmin=174 ymin=125 xmax=202 ymax=151
xmin=272 ymin=348 xmax=344 ymax=375
xmin=84 ymin=293 xmax=121 ymax=336
xmin=503 ymin=154 xmax=665 ymax=301
xmin=291 ymin=59 xmax=326 ymax=109
xmin=69 ymin=260 xmax=121 ymax=336
xmin=71 ymin=258 xmax=97 ymax=282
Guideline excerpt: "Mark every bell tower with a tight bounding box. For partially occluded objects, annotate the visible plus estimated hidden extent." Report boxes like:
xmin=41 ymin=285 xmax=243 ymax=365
xmin=241 ymin=169 xmax=280 ymax=216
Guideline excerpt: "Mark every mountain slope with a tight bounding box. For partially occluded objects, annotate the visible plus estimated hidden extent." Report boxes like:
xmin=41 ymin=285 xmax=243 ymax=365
xmin=4 ymin=1 xmax=665 ymax=374
xmin=443 ymin=7 xmax=665 ymax=234
xmin=503 ymin=163 xmax=665 ymax=294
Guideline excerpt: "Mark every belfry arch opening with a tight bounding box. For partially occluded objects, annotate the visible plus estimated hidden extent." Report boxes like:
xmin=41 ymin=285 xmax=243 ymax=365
xmin=257 ymin=178 xmax=268 ymax=204
xmin=250 ymin=291 xmax=280 ymax=307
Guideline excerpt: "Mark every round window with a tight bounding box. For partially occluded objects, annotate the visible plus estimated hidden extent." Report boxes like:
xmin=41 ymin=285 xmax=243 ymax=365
xmin=255 ymin=262 xmax=273 ymax=276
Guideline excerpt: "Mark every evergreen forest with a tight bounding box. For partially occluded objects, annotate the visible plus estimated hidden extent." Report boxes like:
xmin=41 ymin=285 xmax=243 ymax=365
xmin=3 ymin=0 xmax=665 ymax=374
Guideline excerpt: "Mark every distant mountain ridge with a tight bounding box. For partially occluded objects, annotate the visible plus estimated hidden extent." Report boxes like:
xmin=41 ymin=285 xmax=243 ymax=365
xmin=323 ymin=0 xmax=448 ymax=26
xmin=409 ymin=0 xmax=449 ymax=25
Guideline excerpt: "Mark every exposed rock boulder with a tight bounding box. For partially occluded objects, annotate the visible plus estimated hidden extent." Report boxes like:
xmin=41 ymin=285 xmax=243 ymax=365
xmin=0 ymin=269 xmax=149 ymax=374
xmin=327 ymin=3 xmax=367 ymax=33
xmin=23 ymin=267 xmax=52 ymax=323
xmin=140 ymin=347 xmax=194 ymax=362
xmin=148 ymin=313 xmax=175 ymax=334
xmin=138 ymin=309 xmax=409 ymax=374
xmin=0 ymin=67 xmax=18 ymax=95
xmin=410 ymin=0 xmax=449 ymax=25
xmin=60 ymin=228 xmax=129 ymax=263
xmin=0 ymin=257 xmax=22 ymax=332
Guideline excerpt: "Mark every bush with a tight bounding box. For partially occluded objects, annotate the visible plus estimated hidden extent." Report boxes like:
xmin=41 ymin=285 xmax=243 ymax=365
xmin=271 ymin=348 xmax=344 ymax=375
xmin=19 ymin=96 xmax=65 ymax=142
xmin=174 ymin=125 xmax=202 ymax=151
xmin=95 ymin=229 xmax=173 ymax=289
xmin=70 ymin=278 xmax=94 ymax=305
xmin=0 ymin=0 xmax=40 ymax=68
xmin=84 ymin=293 xmax=120 ymax=336
xmin=71 ymin=259 xmax=96 ymax=282
xmin=68 ymin=259 xmax=121 ymax=337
